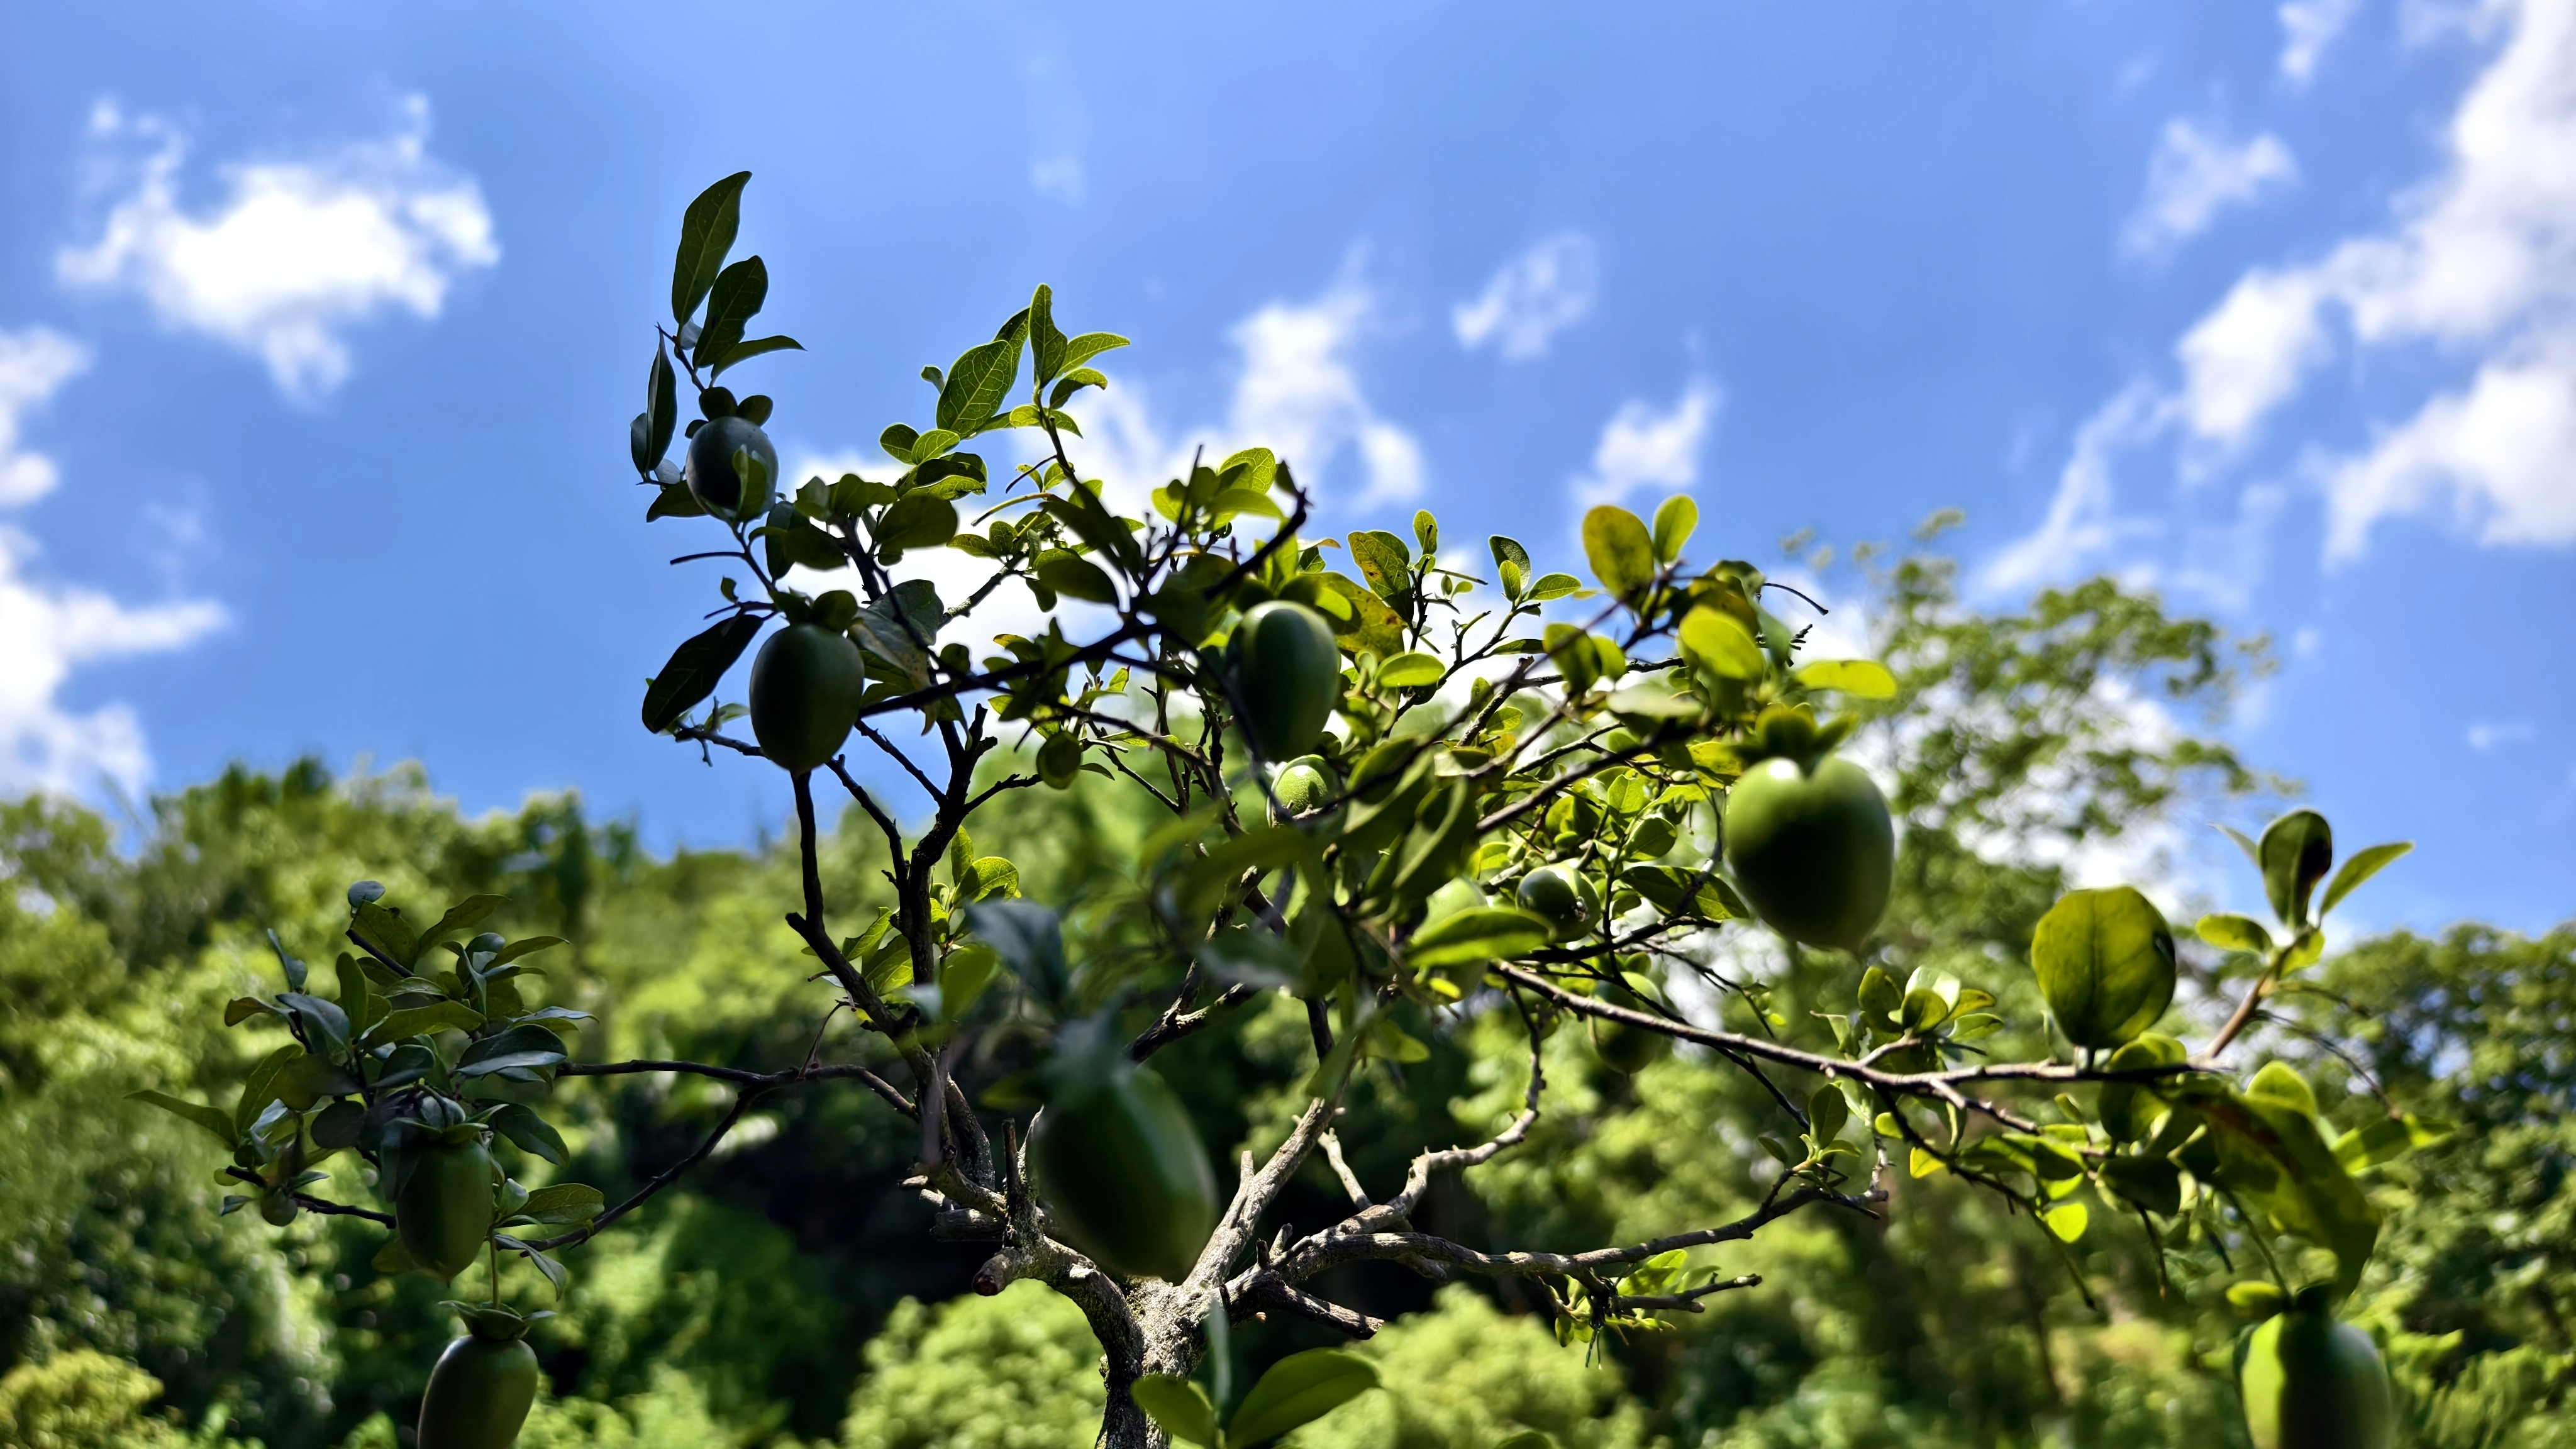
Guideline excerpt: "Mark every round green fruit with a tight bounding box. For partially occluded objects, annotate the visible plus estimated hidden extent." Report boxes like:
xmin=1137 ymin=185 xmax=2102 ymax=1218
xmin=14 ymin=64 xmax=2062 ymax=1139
xmin=418 ymin=1331 xmax=540 ymax=1449
xmin=396 ymin=1138 xmax=494 ymax=1282
xmin=2238 ymin=1304 xmax=2392 ymax=1449
xmin=1274 ymin=755 xmax=1335 ymax=816
xmin=259 ymin=1189 xmax=300 ymax=1227
xmin=683 ymin=415 xmax=779 ymax=521
xmin=1232 ymin=602 xmax=1342 ymax=762
xmin=1518 ymin=867 xmax=1584 ymax=930
xmin=1030 ymin=1066 xmax=1218 ymax=1281
xmin=748 ymin=623 xmax=865 ymax=774
xmin=1589 ymin=980 xmax=1671 ymax=1074
xmin=1721 ymin=756 xmax=1894 ymax=951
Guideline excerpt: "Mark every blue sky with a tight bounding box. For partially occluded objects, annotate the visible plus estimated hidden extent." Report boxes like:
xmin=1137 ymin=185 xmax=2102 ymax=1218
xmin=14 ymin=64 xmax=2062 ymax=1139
xmin=1 ymin=1 xmax=2568 ymax=933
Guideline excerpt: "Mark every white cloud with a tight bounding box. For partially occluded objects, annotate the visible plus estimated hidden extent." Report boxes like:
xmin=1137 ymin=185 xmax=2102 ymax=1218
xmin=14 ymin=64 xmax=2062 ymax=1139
xmin=1453 ymin=233 xmax=1600 ymax=360
xmin=2123 ymin=120 xmax=2297 ymax=260
xmin=57 ymin=96 xmax=498 ymax=401
xmin=0 ymin=329 xmax=91 ymax=508
xmin=1072 ymin=270 xmax=1426 ymax=514
xmin=2467 ymin=719 xmax=2536 ymax=748
xmin=0 ymin=326 xmax=226 ymax=796
xmin=2282 ymin=0 xmax=2367 ymax=81
xmin=1568 ymin=377 xmax=1722 ymax=512
xmin=2175 ymin=0 xmax=2576 ymax=557
xmin=2323 ymin=322 xmax=2576 ymax=554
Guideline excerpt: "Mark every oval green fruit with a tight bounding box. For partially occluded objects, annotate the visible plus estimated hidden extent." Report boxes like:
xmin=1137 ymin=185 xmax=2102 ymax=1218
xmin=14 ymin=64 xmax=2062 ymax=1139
xmin=748 ymin=623 xmax=865 ymax=774
xmin=396 ymin=1138 xmax=494 ymax=1281
xmin=1030 ymin=1065 xmax=1219 ymax=1281
xmin=1721 ymin=756 xmax=1894 ymax=950
xmin=418 ymin=1332 xmax=540 ymax=1449
xmin=1589 ymin=980 xmax=1672 ymax=1074
xmin=2238 ymin=1304 xmax=2392 ymax=1449
xmin=683 ymin=415 xmax=779 ymax=521
xmin=259 ymin=1189 xmax=300 ymax=1227
xmin=2030 ymin=886 xmax=2177 ymax=1050
xmin=1274 ymin=756 xmax=1335 ymax=816
xmin=1517 ymin=867 xmax=1584 ymax=931
xmin=1233 ymin=602 xmax=1342 ymax=762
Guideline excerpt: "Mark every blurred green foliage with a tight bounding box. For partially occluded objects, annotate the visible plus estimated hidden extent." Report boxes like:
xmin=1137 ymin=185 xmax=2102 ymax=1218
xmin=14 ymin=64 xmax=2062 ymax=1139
xmin=2 ymin=558 xmax=2567 ymax=1447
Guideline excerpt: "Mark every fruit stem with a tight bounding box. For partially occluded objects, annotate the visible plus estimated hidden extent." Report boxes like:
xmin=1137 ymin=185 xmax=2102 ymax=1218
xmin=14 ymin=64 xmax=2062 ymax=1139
xmin=487 ymin=1234 xmax=501 ymax=1307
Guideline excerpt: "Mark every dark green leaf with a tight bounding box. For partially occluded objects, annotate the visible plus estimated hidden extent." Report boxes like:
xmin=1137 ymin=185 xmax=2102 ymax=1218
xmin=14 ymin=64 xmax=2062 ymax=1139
xmin=671 ymin=172 xmax=749 ymax=325
xmin=692 ymin=255 xmax=769 ymax=374
xmin=367 ymin=1001 xmax=484 ymax=1043
xmin=1036 ymin=553 xmax=1118 ymax=604
xmin=963 ymin=900 xmax=1070 ymax=1011
xmin=1030 ymin=284 xmax=1069 ymax=383
xmin=938 ymin=328 xmax=1026 ymax=436
xmin=1128 ymin=1375 xmax=1218 ymax=1448
xmin=488 ymin=1103 xmax=567 ymax=1164
xmin=454 ymin=1024 xmax=569 ymax=1079
xmin=1407 ymin=908 xmax=1553 ymax=971
xmin=2258 ymin=809 xmax=2334 ymax=928
xmin=129 ymin=1091 xmax=236 ymax=1147
xmin=637 ymin=347 xmax=677 ymax=474
xmin=515 ymin=1182 xmax=604 ymax=1226
xmin=877 ymin=492 xmax=958 ymax=550
xmin=711 ymin=335 xmax=801 ymax=378
xmin=641 ymin=614 xmax=765 ymax=733
xmin=1229 ymin=1347 xmax=1379 ymax=1444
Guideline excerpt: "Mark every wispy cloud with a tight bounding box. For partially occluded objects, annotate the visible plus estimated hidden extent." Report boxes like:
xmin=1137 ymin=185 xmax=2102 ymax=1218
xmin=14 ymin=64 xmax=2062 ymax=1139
xmin=0 ymin=326 xmax=226 ymax=796
xmin=2467 ymin=719 xmax=2536 ymax=749
xmin=1568 ymin=377 xmax=1722 ymax=512
xmin=1453 ymin=233 xmax=1600 ymax=361
xmin=57 ymin=96 xmax=498 ymax=402
xmin=1978 ymin=382 xmax=2173 ymax=596
xmin=2122 ymin=119 xmax=2297 ymax=260
xmin=2281 ymin=0 xmax=2366 ymax=82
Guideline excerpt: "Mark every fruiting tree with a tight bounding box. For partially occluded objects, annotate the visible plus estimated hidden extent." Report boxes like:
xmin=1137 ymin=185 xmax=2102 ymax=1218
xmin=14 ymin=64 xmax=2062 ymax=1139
xmin=137 ymin=174 xmax=2429 ymax=1449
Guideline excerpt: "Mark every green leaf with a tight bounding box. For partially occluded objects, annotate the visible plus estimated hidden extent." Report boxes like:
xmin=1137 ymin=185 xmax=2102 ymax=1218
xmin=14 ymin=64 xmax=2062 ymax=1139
xmin=1377 ymin=652 xmax=1443 ymax=689
xmin=2333 ymin=1113 xmax=2448 ymax=1174
xmin=454 ymin=1024 xmax=569 ymax=1079
xmin=129 ymin=1091 xmax=236 ymax=1147
xmin=2029 ymin=887 xmax=2177 ymax=1050
xmin=1348 ymin=530 xmax=1414 ymax=609
xmin=1679 ymin=607 xmax=1764 ymax=680
xmin=367 ymin=1000 xmax=484 ymax=1044
xmin=1406 ymin=908 xmax=1554 ymax=972
xmin=2042 ymin=1201 xmax=2089 ymax=1243
xmin=1128 ymin=1375 xmax=1219 ymax=1448
xmin=2195 ymin=913 xmax=2273 ymax=955
xmin=671 ymin=171 xmax=749 ymax=325
xmin=1036 ymin=553 xmax=1118 ymax=605
xmin=1030 ymin=284 xmax=1069 ymax=383
xmin=877 ymin=491 xmax=958 ymax=550
xmin=939 ymin=942 xmax=1001 ymax=1021
xmin=2320 ymin=841 xmax=2411 ymax=918
xmin=1807 ymin=1082 xmax=1849 ymax=1143
xmin=487 ymin=1103 xmax=567 ymax=1164
xmin=2214 ymin=822 xmax=2261 ymax=867
xmin=963 ymin=900 xmax=1069 ymax=1011
xmin=1228 ymin=1347 xmax=1379 ymax=1445
xmin=2099 ymin=1153 xmax=2183 ymax=1216
xmin=223 ymin=996 xmax=276 ymax=1026
xmin=1055 ymin=331 xmax=1130 ymax=375
xmin=710 ymin=335 xmax=801 ymax=377
xmin=1581 ymin=506 xmax=1655 ymax=601
xmin=1651 ymin=496 xmax=1698 ymax=564
xmin=692 ymin=255 xmax=769 ymax=374
xmin=2258 ymin=809 xmax=2335 ymax=928
xmin=419 ymin=895 xmax=507 ymax=958
xmin=1489 ymin=535 xmax=1531 ymax=599
xmin=515 ymin=1182 xmax=605 ymax=1226
xmin=938 ymin=328 xmax=1027 ymax=436
xmin=641 ymin=614 xmax=765 ymax=734
xmin=1792 ymin=660 xmax=1897 ymax=699
xmin=491 ymin=936 xmax=565 ymax=969
xmin=635 ymin=347 xmax=678 ymax=475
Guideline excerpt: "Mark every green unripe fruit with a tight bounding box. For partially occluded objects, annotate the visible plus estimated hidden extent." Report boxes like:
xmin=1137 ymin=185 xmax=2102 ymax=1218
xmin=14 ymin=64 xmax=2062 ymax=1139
xmin=684 ymin=415 xmax=779 ymax=521
xmin=1518 ymin=867 xmax=1584 ymax=930
xmin=748 ymin=623 xmax=865 ymax=774
xmin=396 ymin=1139 xmax=494 ymax=1281
xmin=418 ymin=1331 xmax=540 ymax=1449
xmin=1275 ymin=755 xmax=1335 ymax=816
xmin=1030 ymin=1065 xmax=1219 ymax=1282
xmin=1233 ymin=602 xmax=1342 ymax=762
xmin=1721 ymin=756 xmax=1894 ymax=951
xmin=1589 ymin=980 xmax=1672 ymax=1074
xmin=259 ymin=1189 xmax=299 ymax=1227
xmin=2238 ymin=1303 xmax=2392 ymax=1449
